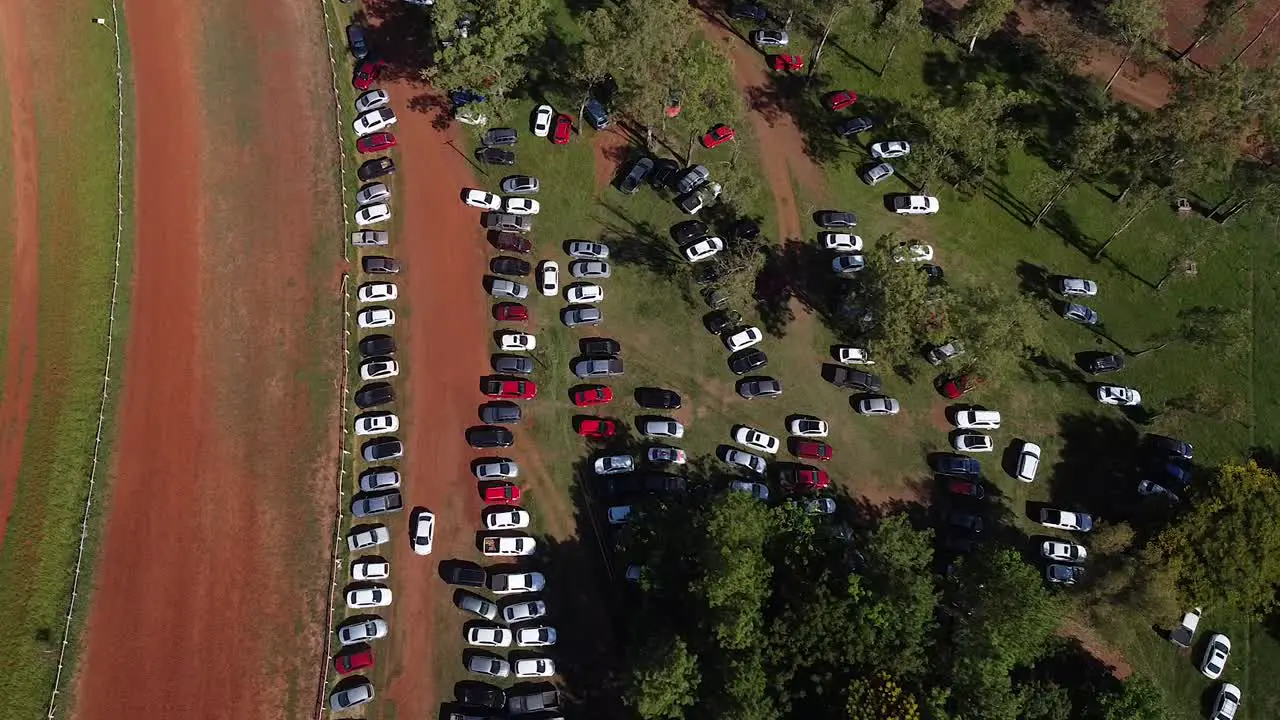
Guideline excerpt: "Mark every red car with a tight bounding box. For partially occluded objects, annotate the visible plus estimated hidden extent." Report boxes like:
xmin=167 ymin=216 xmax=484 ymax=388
xmin=572 ymin=386 xmax=614 ymax=407
xmin=334 ymin=647 xmax=374 ymax=675
xmin=353 ymin=60 xmax=385 ymax=90
xmin=552 ymin=114 xmax=573 ymax=145
xmin=576 ymin=418 xmax=617 ymax=438
xmin=483 ymin=483 xmax=523 ymax=504
xmin=793 ymin=440 xmax=833 ymax=462
xmin=941 ymin=375 xmax=978 ymax=399
xmin=481 ymin=378 xmax=537 ymax=400
xmin=948 ymin=480 xmax=985 ymax=499
xmin=494 ymin=303 xmax=529 ymax=322
xmin=784 ymin=466 xmax=830 ymax=492
xmin=825 ymin=90 xmax=858 ymax=111
xmin=771 ymin=54 xmax=804 ymax=72
xmin=357 ymin=132 xmax=397 ymax=154
xmin=702 ymin=124 xmax=737 ymax=149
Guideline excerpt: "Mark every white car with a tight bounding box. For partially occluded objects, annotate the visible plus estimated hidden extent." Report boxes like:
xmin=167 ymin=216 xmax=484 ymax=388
xmin=357 ymin=307 xmax=395 ymax=328
xmin=355 ymin=203 xmax=391 ymax=226
xmin=347 ymin=524 xmax=390 ymax=551
xmin=952 ymin=433 xmax=994 ymax=453
xmin=733 ymin=426 xmax=780 ymax=454
xmin=856 ymin=396 xmax=900 ymax=415
xmin=647 ymin=445 xmax=686 ymax=465
xmin=455 ymin=107 xmax=488 ymax=126
xmin=502 ymin=599 xmax=547 ymax=623
xmin=539 ymin=260 xmax=559 ymax=296
xmin=355 ymin=411 xmax=399 ymax=436
xmin=892 ymin=243 xmax=934 ymax=262
xmin=642 ymin=419 xmax=684 ymax=438
xmin=1016 ymin=442 xmax=1041 ymax=482
xmin=684 ymin=236 xmax=724 ymax=262
xmin=346 ymin=586 xmax=393 ymax=609
xmin=355 ymin=89 xmax=390 ymax=113
xmin=724 ymin=448 xmax=767 ymax=474
xmin=954 ymin=409 xmax=1001 ymax=429
xmin=491 ymin=572 xmax=546 ymax=594
xmin=484 ymin=508 xmax=530 ymax=530
xmin=1041 ymin=541 xmax=1087 ymax=563
xmin=1096 ymin=385 xmax=1141 ymax=406
xmin=411 ymin=509 xmax=434 ymax=555
xmin=870 ymin=140 xmax=911 ymax=159
xmin=532 ymin=104 xmax=554 ymax=137
xmin=504 ymin=197 xmax=541 ymax=215
xmin=1058 ymin=277 xmax=1098 ymax=296
xmin=1201 ymin=634 xmax=1231 ymax=679
xmin=820 ymin=232 xmax=863 ymax=251
xmin=836 ymin=346 xmax=874 ymax=365
xmin=357 ymin=282 xmax=398 ymax=303
xmin=356 ymin=183 xmax=391 ymax=205
xmin=474 ymin=461 xmax=518 ymax=480
xmin=515 ymin=658 xmax=556 ymax=678
xmin=516 ymin=626 xmax=557 ymax=647
xmin=832 ymin=254 xmax=866 ymax=273
xmin=360 ymin=358 xmax=399 ymax=381
xmin=607 ymin=505 xmax=633 ymax=524
xmin=353 ymin=107 xmax=397 ymax=135
xmin=730 ymin=480 xmax=769 ymax=500
xmin=892 ymin=195 xmax=940 ymax=215
xmin=467 ymin=655 xmax=510 ymax=678
xmin=463 ymin=188 xmax=502 ymax=210
xmin=566 ymin=283 xmax=604 ymax=303
xmin=788 ymin=417 xmax=828 ymax=437
xmin=1211 ymin=683 xmax=1241 ymax=720
xmin=568 ymin=241 xmax=609 ymax=259
xmin=351 ymin=557 xmax=389 ymax=580
xmin=804 ymin=497 xmax=837 ymax=515
xmin=467 ymin=625 xmax=513 ymax=647
xmin=1039 ymin=508 xmax=1094 ymax=532
xmin=499 ymin=331 xmax=537 ymax=351
xmin=594 ymin=455 xmax=635 ymax=475
xmin=724 ymin=326 xmax=763 ymax=352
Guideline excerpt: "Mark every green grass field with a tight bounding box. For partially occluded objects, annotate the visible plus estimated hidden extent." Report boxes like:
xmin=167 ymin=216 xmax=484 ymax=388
xmin=0 ymin=7 xmax=135 ymax=718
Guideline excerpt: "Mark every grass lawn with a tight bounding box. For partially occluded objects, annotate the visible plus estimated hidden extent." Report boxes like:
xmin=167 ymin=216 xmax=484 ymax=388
xmin=0 ymin=5 xmax=135 ymax=718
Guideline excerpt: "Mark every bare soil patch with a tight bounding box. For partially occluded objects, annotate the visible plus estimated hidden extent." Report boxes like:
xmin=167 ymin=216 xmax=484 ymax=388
xmin=1059 ymin=617 xmax=1134 ymax=679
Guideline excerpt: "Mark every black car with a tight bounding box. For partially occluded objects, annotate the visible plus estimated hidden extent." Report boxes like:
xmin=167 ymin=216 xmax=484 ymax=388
xmin=443 ymin=563 xmax=487 ymax=587
xmin=649 ymin=158 xmax=680 ymax=189
xmin=1085 ymin=353 xmax=1125 ymax=374
xmin=359 ymin=334 xmax=396 ymax=358
xmin=728 ymin=348 xmax=768 ymax=375
xmin=456 ymin=681 xmax=506 ymax=710
xmin=920 ymin=263 xmax=944 ymax=286
xmin=815 ymin=210 xmax=857 ymax=228
xmin=358 ymin=156 xmax=395 ymax=181
xmin=346 ymin=24 xmax=369 ymax=59
xmin=475 ymin=147 xmax=516 ymax=165
xmin=836 ymin=116 xmax=874 ymax=137
xmin=635 ymin=387 xmax=682 ymax=409
xmin=694 ymin=264 xmax=725 ymax=285
xmin=737 ymin=377 xmax=782 ymax=399
xmin=584 ymin=98 xmax=611 ymax=129
xmin=672 ymin=220 xmax=708 ymax=244
xmin=611 ymin=472 xmax=688 ymax=495
xmin=734 ymin=219 xmax=760 ymax=240
xmin=490 ymin=256 xmax=532 ymax=277
xmin=704 ymin=309 xmax=741 ymax=334
xmin=491 ymin=354 xmax=534 ymax=375
xmin=1147 ymin=434 xmax=1194 ymax=460
xmin=362 ymin=437 xmax=404 ymax=462
xmin=481 ymin=128 xmax=518 ymax=147
xmin=354 ymin=382 xmax=395 ymax=409
xmin=829 ymin=367 xmax=881 ymax=393
xmin=362 ymin=256 xmax=400 ymax=274
xmin=703 ymin=287 xmax=728 ymax=310
xmin=467 ymin=425 xmax=514 ymax=448
xmin=620 ymin=157 xmax=654 ymax=194
xmin=729 ymin=3 xmax=768 ymax=21
xmin=931 ymin=454 xmax=980 ymax=477
xmin=580 ymin=337 xmax=621 ymax=356
xmin=946 ymin=511 xmax=984 ymax=534
xmin=490 ymin=231 xmax=532 ymax=254
xmin=480 ymin=401 xmax=522 ymax=425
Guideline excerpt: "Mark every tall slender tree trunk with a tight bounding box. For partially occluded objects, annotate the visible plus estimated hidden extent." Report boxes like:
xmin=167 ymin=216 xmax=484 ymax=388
xmin=1104 ymin=48 xmax=1133 ymax=93
xmin=806 ymin=10 xmax=843 ymax=88
xmin=1094 ymin=191 xmax=1160 ymax=259
xmin=880 ymin=40 xmax=899 ymax=76
xmin=1130 ymin=341 xmax=1172 ymax=357
xmin=1033 ymin=172 xmax=1076 ymax=227
xmin=1178 ymin=31 xmax=1212 ymax=61
xmin=1208 ymin=192 xmax=1237 ymax=220
xmin=1221 ymin=198 xmax=1251 ymax=223
xmin=1232 ymin=7 xmax=1280 ymax=64
xmin=967 ymin=29 xmax=979 ymax=53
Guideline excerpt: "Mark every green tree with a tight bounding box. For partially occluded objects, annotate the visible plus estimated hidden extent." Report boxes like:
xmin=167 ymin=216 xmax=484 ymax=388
xmin=1102 ymin=0 xmax=1165 ymax=95
xmin=853 ymin=516 xmax=938 ymax=676
xmin=846 ymin=672 xmax=922 ymax=720
xmin=427 ymin=0 xmax=549 ymax=117
xmin=626 ymin=636 xmax=702 ymax=720
xmin=1134 ymin=305 xmax=1249 ymax=358
xmin=1031 ymin=115 xmax=1120 ymax=226
xmin=792 ymin=0 xmax=877 ymax=82
xmin=706 ymin=234 xmax=766 ymax=312
xmin=693 ymin=492 xmax=774 ymax=650
xmin=1156 ymin=462 xmax=1280 ymax=615
xmin=1019 ymin=681 xmax=1072 ymax=720
xmin=957 ymin=0 xmax=1015 ymax=53
xmin=1178 ymin=0 xmax=1255 ymax=61
xmin=670 ymin=37 xmax=742 ymax=163
xmin=909 ymin=83 xmax=1032 ymax=190
xmin=878 ymin=0 xmax=925 ymax=76
xmin=1092 ymin=181 xmax=1166 ymax=260
xmin=1092 ymin=674 xmax=1168 ymax=720
xmin=950 ymin=286 xmax=1043 ymax=380
xmin=861 ymin=237 xmax=935 ymax=364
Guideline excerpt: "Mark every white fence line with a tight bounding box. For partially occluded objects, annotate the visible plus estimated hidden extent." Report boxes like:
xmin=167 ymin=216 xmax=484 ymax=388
xmin=45 ymin=0 xmax=126 ymax=717
xmin=319 ymin=0 xmax=352 ymax=261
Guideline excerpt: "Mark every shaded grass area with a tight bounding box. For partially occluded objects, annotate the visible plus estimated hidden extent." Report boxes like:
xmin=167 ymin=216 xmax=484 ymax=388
xmin=0 ymin=5 xmax=136 ymax=719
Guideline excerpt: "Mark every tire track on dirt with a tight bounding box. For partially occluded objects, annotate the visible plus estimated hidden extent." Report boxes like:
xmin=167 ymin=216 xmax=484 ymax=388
xmin=0 ymin=0 xmax=42 ymax=545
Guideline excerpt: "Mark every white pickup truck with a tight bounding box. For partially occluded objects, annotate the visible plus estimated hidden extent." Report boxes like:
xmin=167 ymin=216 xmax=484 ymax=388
xmin=482 ymin=535 xmax=537 ymax=556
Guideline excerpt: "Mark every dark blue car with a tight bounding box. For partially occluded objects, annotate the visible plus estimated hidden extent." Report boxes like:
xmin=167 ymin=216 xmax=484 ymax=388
xmin=584 ymin=98 xmax=611 ymax=130
xmin=932 ymin=454 xmax=980 ymax=477
xmin=450 ymin=89 xmax=487 ymax=107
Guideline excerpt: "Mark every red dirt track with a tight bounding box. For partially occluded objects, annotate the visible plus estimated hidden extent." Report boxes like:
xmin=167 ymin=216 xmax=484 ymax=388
xmin=0 ymin=0 xmax=42 ymax=546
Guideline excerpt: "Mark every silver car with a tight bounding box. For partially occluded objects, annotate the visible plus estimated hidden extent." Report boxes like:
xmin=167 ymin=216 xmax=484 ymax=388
xmin=593 ymin=455 xmax=634 ymax=475
xmin=501 ymin=175 xmax=540 ymax=194
xmin=489 ymin=278 xmax=530 ymax=299
xmin=502 ymin=599 xmax=548 ymax=623
xmin=483 ymin=212 xmax=532 ymax=233
xmin=467 ymin=654 xmax=511 ymax=678
xmin=347 ymin=524 xmax=391 ymax=551
xmin=568 ymin=241 xmax=609 ymax=259
xmin=860 ymin=162 xmax=894 ymax=186
xmin=573 ymin=357 xmax=624 ymax=378
xmin=330 ymin=682 xmax=374 ymax=711
xmin=351 ymin=230 xmax=389 ymax=246
xmin=457 ymin=593 xmax=498 ymax=620
xmin=750 ymin=28 xmax=789 ymax=47
xmin=569 ymin=260 xmax=611 ymax=279
xmin=856 ymin=396 xmax=901 ymax=415
xmin=336 ymin=617 xmax=388 ymax=645
xmin=562 ymin=305 xmax=602 ymax=327
xmin=358 ymin=468 xmax=401 ymax=492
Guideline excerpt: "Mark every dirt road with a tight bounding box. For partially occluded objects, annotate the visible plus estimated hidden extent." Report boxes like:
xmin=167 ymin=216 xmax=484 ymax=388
xmin=72 ymin=0 xmax=338 ymax=718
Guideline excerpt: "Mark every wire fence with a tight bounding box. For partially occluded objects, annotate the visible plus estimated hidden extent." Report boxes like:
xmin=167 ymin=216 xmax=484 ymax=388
xmin=45 ymin=1 xmax=126 ymax=717
xmin=319 ymin=0 xmax=353 ymax=261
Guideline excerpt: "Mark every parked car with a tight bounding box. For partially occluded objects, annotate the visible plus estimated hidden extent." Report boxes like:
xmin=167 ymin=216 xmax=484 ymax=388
xmin=355 ymin=411 xmax=399 ymax=436
xmin=583 ymin=98 xmax=610 ymax=130
xmin=856 ymin=396 xmax=900 ymax=415
xmin=331 ymin=682 xmax=374 ymax=712
xmin=516 ymin=626 xmax=558 ymax=647
xmin=576 ymin=418 xmax=618 ymax=438
xmin=954 ymin=409 xmax=1001 ymax=429
xmin=594 ymin=454 xmax=635 ymax=475
xmin=573 ymin=357 xmax=624 ymax=378
xmin=1210 ymin=684 xmax=1241 ymax=720
xmin=947 ymin=510 xmax=984 ymax=534
xmin=788 ymin=416 xmax=828 ymax=437
xmin=734 ymin=426 xmax=780 ymax=454
xmin=1016 ymin=442 xmax=1041 ymax=482
xmin=355 ymin=89 xmax=389 ymax=113
xmin=352 ymin=490 xmax=403 ymax=518
xmin=674 ymin=165 xmax=711 ymax=195
xmin=468 ymin=654 xmax=511 ymax=678
xmin=1061 ymin=302 xmax=1100 ymax=325
xmin=642 ymin=418 xmax=685 ymax=438
xmin=346 ymin=24 xmax=369 ymax=58
xmin=359 ymin=467 xmax=400 ymax=492
xmin=620 ymin=157 xmax=654 ymax=194
xmin=483 ymin=484 xmax=522 ymax=504
xmin=948 ymin=479 xmax=984 ymax=499
xmin=455 ymin=681 xmax=505 ymax=710
xmin=569 ymin=260 xmax=611 ymax=279
xmin=482 ymin=128 xmax=518 ymax=147
xmin=363 ymin=256 xmax=400 ymax=274
xmin=932 ymin=454 xmax=980 ymax=477
xmin=891 ymin=195 xmax=940 ymax=215
xmin=337 ymin=617 xmax=388 ymax=645
xmin=352 ymin=59 xmax=385 ymax=90
xmin=355 ymin=203 xmax=391 ymax=226
xmin=475 ymin=147 xmax=516 ymax=165
xmin=650 ymin=158 xmax=680 ymax=188
xmin=1058 ymin=277 xmax=1098 ymax=296
xmin=347 ymin=585 xmax=393 ymax=609
xmin=360 ymin=357 xmax=399 ymax=381
xmin=351 ymin=229 xmax=389 ymax=248
xmin=357 ymin=307 xmax=394 ymax=329
xmin=456 ymin=594 xmax=499 ymax=620
xmin=573 ymin=385 xmax=613 ymax=407
xmin=871 ymin=140 xmax=911 ymax=159
xmin=730 ymin=3 xmax=768 ymax=21
xmin=1147 ymin=434 xmax=1193 ymax=460
xmin=816 ymin=210 xmax=857 ymax=228
xmin=567 ymin=241 xmax=609 ymax=259
xmin=348 ymin=557 xmax=387 ymax=582
xmin=354 ymin=107 xmax=397 ymax=135
xmin=497 ymin=331 xmax=536 ymax=352
xmin=1041 ymin=540 xmax=1087 ymax=563
xmin=358 ymin=334 xmax=396 ymax=358
xmin=357 ymin=281 xmax=397 ymax=303
xmin=501 ymin=599 xmax=548 ymax=624
xmin=924 ymin=341 xmax=965 ymax=366
xmin=562 ymin=305 xmax=602 ymax=327
xmin=1096 ymin=385 xmax=1141 ymax=406
xmin=648 ymin=445 xmax=687 ymax=465
xmin=724 ymin=326 xmax=763 ymax=352
xmin=837 ymin=116 xmax=874 ymax=136
xmin=1039 ymin=508 xmax=1094 ymax=532
xmin=731 ymin=480 xmax=770 ymax=500
xmin=1046 ymin=564 xmax=1085 ymax=585
xmin=820 ymin=232 xmax=863 ymax=251
xmin=861 ymin=162 xmax=895 ymax=185
xmin=827 ymin=367 xmax=881 ymax=392
xmin=552 ymin=113 xmax=573 ymax=143
xmin=485 ymin=508 xmax=531 ymax=530
xmin=825 ymin=89 xmax=858 ymax=110
xmin=684 ymin=236 xmax=724 ymax=262
xmin=504 ymin=197 xmax=540 ymax=215
xmin=737 ymin=377 xmax=782 ymax=399
xmin=467 ymin=625 xmax=514 ymax=648
xmin=782 ymin=465 xmax=830 ymax=491
xmin=702 ymin=124 xmax=737 ymax=148
xmin=356 ymin=131 xmax=396 ymax=153
xmin=493 ymin=303 xmax=528 ymax=322
xmin=832 ymin=254 xmax=866 ymax=273
xmin=334 ymin=648 xmax=375 ymax=676
xmin=634 ymin=387 xmax=680 ymax=409
xmin=892 ymin=243 xmax=934 ymax=262
xmin=952 ymin=433 xmax=994 ymax=453
xmin=467 ymin=426 xmax=514 ymax=448
xmin=1085 ymin=353 xmax=1125 ymax=374
xmin=728 ymin=348 xmax=768 ymax=375
xmin=490 ymin=256 xmax=531 ymax=278
xmin=347 ymin=524 xmax=391 ymax=551
xmin=411 ymin=509 xmax=435 ymax=555
xmin=480 ymin=401 xmax=522 ymax=425
xmin=751 ymin=28 xmax=789 ymax=46
xmin=464 ymin=188 xmax=502 ymax=210
xmin=361 ymin=437 xmax=403 ymax=462
xmin=836 ymin=346 xmax=873 ymax=365
xmin=481 ymin=378 xmax=536 ymax=400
